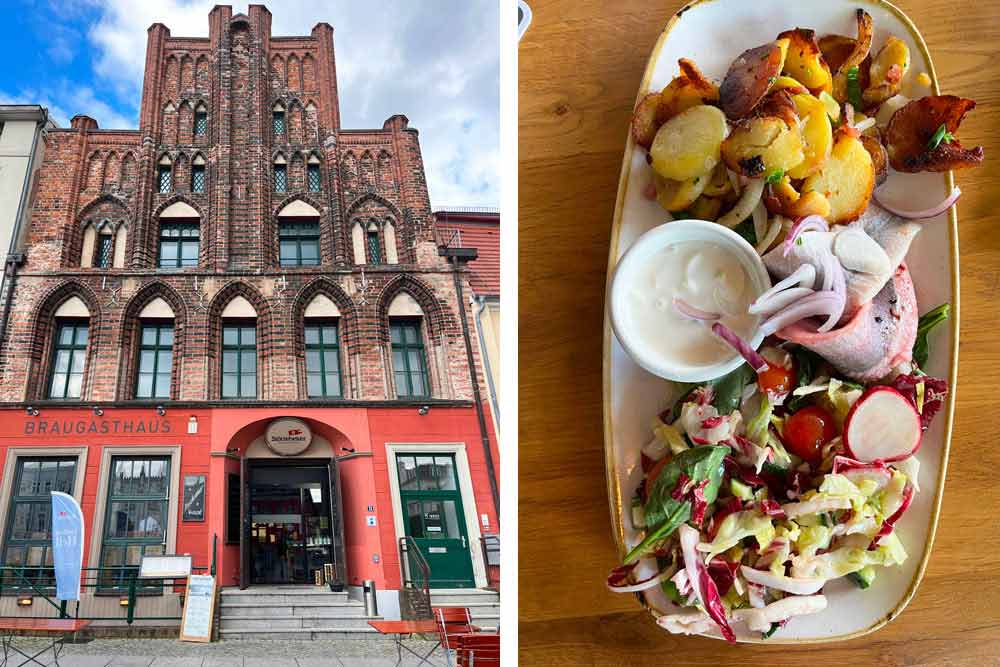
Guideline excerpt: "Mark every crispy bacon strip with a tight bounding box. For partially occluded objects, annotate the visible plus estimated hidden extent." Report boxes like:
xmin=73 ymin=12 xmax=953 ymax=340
xmin=886 ymin=95 xmax=984 ymax=172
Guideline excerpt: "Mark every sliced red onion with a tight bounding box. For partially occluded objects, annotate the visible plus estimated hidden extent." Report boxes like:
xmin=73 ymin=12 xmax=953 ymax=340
xmin=874 ymin=186 xmax=961 ymax=220
xmin=673 ymin=297 xmax=721 ymax=322
xmin=783 ymin=215 xmax=829 ymax=257
xmin=748 ymin=287 xmax=814 ymax=317
xmin=752 ymin=264 xmax=817 ymax=309
xmin=752 ymin=200 xmax=767 ymax=244
xmin=755 ymin=218 xmax=782 ymax=255
xmin=817 ymin=253 xmax=847 ymax=332
xmin=760 ymin=291 xmax=844 ymax=337
xmin=854 ymin=116 xmax=876 ymax=133
xmin=711 ymin=322 xmax=768 ymax=372
xmin=606 ymin=562 xmax=677 ymax=593
xmin=718 ymin=177 xmax=765 ymax=229
xmin=740 ymin=566 xmax=826 ymax=595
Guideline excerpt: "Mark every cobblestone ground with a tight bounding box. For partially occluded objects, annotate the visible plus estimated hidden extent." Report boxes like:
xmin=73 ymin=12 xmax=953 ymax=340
xmin=2 ymin=637 xmax=446 ymax=666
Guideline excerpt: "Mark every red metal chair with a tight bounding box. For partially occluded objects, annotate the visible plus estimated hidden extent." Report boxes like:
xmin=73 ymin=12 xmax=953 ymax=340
xmin=433 ymin=607 xmax=478 ymax=666
xmin=457 ymin=633 xmax=500 ymax=666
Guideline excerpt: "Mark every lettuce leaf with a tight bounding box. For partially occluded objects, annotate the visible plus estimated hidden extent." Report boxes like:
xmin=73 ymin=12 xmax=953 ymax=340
xmin=697 ymin=510 xmax=776 ymax=562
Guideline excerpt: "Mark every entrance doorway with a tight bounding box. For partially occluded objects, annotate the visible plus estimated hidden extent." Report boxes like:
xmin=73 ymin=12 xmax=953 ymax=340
xmin=247 ymin=462 xmax=335 ymax=585
xmin=395 ymin=453 xmax=476 ymax=588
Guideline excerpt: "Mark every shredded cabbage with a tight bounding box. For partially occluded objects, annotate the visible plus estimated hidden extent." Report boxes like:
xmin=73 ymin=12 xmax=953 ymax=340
xmin=746 ymin=396 xmax=772 ymax=446
xmin=697 ymin=510 xmax=775 ymax=562
xmin=821 ymin=378 xmax=864 ymax=428
xmin=795 ymin=524 xmax=832 ymax=558
xmin=653 ymin=422 xmax=689 ymax=455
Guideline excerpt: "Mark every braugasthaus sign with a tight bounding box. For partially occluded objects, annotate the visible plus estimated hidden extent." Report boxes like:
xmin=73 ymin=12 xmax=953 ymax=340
xmin=23 ymin=418 xmax=174 ymax=436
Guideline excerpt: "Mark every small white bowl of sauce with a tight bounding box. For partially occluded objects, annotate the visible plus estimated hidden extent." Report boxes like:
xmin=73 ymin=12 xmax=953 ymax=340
xmin=609 ymin=219 xmax=772 ymax=383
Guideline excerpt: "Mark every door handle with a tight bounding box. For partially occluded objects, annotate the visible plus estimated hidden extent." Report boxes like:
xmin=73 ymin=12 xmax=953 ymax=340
xmin=461 ymin=536 xmax=467 ymax=549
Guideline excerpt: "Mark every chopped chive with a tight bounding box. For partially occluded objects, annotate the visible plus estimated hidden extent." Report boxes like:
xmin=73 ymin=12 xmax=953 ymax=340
xmin=927 ymin=123 xmax=955 ymax=151
xmin=846 ymin=66 xmax=862 ymax=110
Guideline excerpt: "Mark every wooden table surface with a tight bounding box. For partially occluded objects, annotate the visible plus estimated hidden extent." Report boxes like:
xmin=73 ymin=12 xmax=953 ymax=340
xmin=518 ymin=0 xmax=1000 ymax=663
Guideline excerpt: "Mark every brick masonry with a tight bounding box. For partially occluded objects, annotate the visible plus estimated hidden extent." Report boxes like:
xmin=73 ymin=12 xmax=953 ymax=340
xmin=0 ymin=4 xmax=490 ymax=407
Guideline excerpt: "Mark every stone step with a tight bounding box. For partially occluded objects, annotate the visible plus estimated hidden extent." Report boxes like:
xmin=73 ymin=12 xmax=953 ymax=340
xmin=220 ymin=615 xmax=380 ymax=631
xmin=429 ymin=590 xmax=500 ymax=606
xmin=219 ymin=627 xmax=387 ymax=641
xmin=220 ymin=602 xmax=368 ymax=617
xmin=219 ymin=593 xmax=353 ymax=606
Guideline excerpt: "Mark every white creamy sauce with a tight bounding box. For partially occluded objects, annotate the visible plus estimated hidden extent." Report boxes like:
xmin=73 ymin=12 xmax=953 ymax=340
xmin=624 ymin=240 xmax=758 ymax=368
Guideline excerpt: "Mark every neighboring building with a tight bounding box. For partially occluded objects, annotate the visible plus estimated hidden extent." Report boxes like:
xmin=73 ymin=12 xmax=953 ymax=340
xmin=0 ymin=106 xmax=55 ymax=291
xmin=434 ymin=208 xmax=500 ymax=443
xmin=0 ymin=5 xmax=499 ymax=630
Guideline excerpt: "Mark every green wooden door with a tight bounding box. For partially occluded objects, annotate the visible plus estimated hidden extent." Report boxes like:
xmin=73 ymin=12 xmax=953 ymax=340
xmin=396 ymin=453 xmax=475 ymax=588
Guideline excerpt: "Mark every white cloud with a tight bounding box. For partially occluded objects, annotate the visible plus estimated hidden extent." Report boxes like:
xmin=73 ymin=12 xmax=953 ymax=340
xmin=0 ymin=80 xmax=134 ymax=130
xmin=67 ymin=0 xmax=499 ymax=207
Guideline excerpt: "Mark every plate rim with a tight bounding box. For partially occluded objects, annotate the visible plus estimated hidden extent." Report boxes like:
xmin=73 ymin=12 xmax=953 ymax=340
xmin=600 ymin=0 xmax=961 ymax=644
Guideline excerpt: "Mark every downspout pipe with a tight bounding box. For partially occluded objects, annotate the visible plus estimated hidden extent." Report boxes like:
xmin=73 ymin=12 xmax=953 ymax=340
xmin=0 ymin=108 xmax=48 ymax=351
xmin=440 ymin=246 xmax=500 ymax=519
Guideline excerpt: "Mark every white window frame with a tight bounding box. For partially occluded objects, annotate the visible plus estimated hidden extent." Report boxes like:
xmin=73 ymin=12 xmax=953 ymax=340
xmin=384 ymin=442 xmax=487 ymax=589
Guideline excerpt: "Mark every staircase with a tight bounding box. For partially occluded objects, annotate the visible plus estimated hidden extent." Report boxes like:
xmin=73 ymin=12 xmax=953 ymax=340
xmin=431 ymin=589 xmax=500 ymax=633
xmin=219 ymin=586 xmax=380 ymax=640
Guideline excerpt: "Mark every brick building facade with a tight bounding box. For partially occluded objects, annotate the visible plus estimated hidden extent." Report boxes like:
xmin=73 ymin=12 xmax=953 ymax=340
xmin=0 ymin=5 xmax=499 ymax=626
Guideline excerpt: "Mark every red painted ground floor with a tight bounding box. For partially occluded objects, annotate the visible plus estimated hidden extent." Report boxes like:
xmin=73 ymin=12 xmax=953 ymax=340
xmin=0 ymin=404 xmax=499 ymax=620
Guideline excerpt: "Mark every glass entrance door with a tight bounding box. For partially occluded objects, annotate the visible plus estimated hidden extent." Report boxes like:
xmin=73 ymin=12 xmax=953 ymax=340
xmin=249 ymin=464 xmax=334 ymax=585
xmin=396 ymin=453 xmax=476 ymax=589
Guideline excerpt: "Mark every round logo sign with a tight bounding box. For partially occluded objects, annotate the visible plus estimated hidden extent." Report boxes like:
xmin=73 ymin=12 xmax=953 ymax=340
xmin=265 ymin=418 xmax=312 ymax=456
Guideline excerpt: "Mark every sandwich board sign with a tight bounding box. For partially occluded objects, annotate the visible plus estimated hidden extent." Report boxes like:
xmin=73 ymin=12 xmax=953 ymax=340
xmin=51 ymin=492 xmax=84 ymax=601
xmin=179 ymin=574 xmax=217 ymax=642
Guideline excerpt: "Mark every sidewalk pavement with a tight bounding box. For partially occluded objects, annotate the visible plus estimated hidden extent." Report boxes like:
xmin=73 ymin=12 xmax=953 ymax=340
xmin=2 ymin=637 xmax=445 ymax=666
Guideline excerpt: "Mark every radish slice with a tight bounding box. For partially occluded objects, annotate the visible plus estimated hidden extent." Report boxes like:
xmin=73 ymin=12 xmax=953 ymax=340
xmin=844 ymin=387 xmax=922 ymax=462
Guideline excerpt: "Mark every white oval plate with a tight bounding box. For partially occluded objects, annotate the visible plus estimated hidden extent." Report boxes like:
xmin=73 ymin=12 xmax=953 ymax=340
xmin=602 ymin=0 xmax=960 ymax=643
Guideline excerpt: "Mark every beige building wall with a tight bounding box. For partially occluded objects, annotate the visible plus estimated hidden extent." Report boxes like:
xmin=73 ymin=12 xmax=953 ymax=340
xmin=476 ymin=297 xmax=501 ymax=443
xmin=0 ymin=107 xmax=52 ymax=277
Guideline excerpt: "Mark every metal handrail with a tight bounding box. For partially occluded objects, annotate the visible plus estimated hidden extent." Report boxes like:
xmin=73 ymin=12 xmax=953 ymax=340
xmin=0 ymin=534 xmax=218 ymax=625
xmin=398 ymin=536 xmax=430 ymax=594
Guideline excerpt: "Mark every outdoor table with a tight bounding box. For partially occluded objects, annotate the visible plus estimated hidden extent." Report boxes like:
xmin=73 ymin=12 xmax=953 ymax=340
xmin=368 ymin=619 xmax=439 ymax=666
xmin=0 ymin=618 xmax=90 ymax=666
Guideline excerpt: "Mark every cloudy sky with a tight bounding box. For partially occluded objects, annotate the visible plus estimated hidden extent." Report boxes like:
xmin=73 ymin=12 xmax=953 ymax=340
xmin=0 ymin=0 xmax=499 ymax=208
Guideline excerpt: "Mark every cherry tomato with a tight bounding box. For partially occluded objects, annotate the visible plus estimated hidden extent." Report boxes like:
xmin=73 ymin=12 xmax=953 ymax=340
xmin=758 ymin=363 xmax=794 ymax=395
xmin=783 ymin=406 xmax=837 ymax=463
xmin=647 ymin=456 xmax=672 ymax=486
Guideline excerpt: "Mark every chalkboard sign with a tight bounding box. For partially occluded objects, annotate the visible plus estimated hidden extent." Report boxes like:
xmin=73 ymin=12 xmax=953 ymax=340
xmin=179 ymin=574 xmax=216 ymax=642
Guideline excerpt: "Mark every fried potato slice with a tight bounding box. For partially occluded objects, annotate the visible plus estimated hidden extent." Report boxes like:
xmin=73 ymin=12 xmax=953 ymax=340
xmin=885 ymin=95 xmax=984 ymax=172
xmin=859 ymin=134 xmax=889 ymax=187
xmin=721 ymin=115 xmax=805 ymax=177
xmin=660 ymin=58 xmax=720 ymax=122
xmin=771 ymin=176 xmax=832 ymax=219
xmin=821 ymin=10 xmax=874 ymax=104
xmin=863 ymin=37 xmax=910 ymax=107
xmin=701 ymin=162 xmax=732 ymax=197
xmin=787 ymin=93 xmax=833 ymax=179
xmin=650 ymin=104 xmax=728 ymax=181
xmin=802 ymin=134 xmax=875 ymax=223
xmin=720 ymin=42 xmax=784 ymax=120
xmin=777 ymin=28 xmax=833 ymax=93
xmin=654 ymin=173 xmax=711 ymax=212
xmin=689 ymin=194 xmax=723 ymax=221
xmin=631 ymin=92 xmax=663 ymax=149
xmin=770 ymin=75 xmax=809 ymax=95
xmin=755 ymin=89 xmax=799 ymax=126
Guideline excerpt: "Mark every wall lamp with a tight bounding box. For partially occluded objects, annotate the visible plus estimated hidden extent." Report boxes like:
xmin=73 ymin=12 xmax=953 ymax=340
xmin=156 ymin=405 xmax=166 ymax=416
xmin=16 ymin=596 xmax=32 ymax=607
xmin=418 ymin=405 xmax=430 ymax=416
xmin=92 ymin=407 xmax=104 ymax=416
xmin=25 ymin=406 xmax=38 ymax=416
